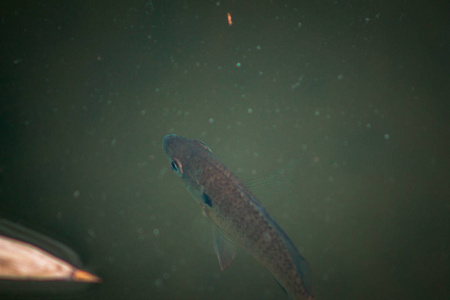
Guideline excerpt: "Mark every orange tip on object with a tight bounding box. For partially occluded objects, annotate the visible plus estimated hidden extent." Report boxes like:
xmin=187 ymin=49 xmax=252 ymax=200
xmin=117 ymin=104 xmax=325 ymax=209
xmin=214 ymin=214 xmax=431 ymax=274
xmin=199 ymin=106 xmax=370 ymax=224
xmin=227 ymin=12 xmax=232 ymax=26
xmin=72 ymin=269 xmax=102 ymax=283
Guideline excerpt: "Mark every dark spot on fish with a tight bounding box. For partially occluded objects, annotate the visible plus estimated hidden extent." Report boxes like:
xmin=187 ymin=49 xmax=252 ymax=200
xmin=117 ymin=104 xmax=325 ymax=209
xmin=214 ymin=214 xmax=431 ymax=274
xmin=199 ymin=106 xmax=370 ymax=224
xmin=202 ymin=193 xmax=212 ymax=207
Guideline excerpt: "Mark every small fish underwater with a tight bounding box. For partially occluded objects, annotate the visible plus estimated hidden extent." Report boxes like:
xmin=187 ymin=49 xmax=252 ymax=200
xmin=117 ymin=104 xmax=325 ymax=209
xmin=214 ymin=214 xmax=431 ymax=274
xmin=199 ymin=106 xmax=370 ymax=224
xmin=163 ymin=134 xmax=314 ymax=300
xmin=0 ymin=218 xmax=100 ymax=296
xmin=0 ymin=218 xmax=100 ymax=284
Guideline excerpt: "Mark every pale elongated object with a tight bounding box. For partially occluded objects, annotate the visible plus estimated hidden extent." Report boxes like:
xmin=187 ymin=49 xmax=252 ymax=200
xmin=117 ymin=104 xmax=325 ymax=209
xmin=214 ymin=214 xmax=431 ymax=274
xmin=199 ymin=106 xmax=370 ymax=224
xmin=0 ymin=234 xmax=100 ymax=283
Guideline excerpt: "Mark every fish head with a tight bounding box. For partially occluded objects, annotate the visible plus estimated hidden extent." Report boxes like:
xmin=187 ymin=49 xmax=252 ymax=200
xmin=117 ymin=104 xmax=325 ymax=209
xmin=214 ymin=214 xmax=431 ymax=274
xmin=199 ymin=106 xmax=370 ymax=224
xmin=162 ymin=134 xmax=213 ymax=200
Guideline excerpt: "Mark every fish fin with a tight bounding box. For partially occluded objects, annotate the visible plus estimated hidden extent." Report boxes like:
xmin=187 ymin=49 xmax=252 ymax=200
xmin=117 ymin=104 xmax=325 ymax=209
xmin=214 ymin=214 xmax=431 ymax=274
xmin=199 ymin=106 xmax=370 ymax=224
xmin=212 ymin=226 xmax=236 ymax=271
xmin=272 ymin=275 xmax=288 ymax=296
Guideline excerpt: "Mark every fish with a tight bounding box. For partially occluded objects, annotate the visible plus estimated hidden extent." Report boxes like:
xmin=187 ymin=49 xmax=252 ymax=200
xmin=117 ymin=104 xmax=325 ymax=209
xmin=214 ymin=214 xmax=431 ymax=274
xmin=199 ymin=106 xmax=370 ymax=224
xmin=0 ymin=218 xmax=101 ymax=283
xmin=162 ymin=134 xmax=314 ymax=300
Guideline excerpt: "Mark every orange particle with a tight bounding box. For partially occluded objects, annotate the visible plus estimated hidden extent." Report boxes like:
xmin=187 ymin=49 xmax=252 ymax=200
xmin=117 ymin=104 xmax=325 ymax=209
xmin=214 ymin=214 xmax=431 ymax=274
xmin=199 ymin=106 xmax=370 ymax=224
xmin=227 ymin=12 xmax=232 ymax=26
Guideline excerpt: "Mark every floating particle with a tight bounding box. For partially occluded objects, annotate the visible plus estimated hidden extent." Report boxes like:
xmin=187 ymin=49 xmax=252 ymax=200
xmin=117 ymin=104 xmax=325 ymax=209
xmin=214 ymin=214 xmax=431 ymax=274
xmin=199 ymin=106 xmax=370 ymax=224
xmin=227 ymin=12 xmax=232 ymax=26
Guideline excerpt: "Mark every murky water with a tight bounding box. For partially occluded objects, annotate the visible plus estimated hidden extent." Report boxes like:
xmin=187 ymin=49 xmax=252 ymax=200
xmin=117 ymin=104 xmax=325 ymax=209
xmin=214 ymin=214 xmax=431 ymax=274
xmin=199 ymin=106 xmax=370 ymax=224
xmin=1 ymin=1 xmax=448 ymax=299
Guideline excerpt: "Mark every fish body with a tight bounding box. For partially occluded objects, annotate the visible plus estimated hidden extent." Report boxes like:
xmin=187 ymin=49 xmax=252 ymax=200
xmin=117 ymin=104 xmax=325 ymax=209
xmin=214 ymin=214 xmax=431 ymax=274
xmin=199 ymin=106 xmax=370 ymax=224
xmin=163 ymin=134 xmax=314 ymax=300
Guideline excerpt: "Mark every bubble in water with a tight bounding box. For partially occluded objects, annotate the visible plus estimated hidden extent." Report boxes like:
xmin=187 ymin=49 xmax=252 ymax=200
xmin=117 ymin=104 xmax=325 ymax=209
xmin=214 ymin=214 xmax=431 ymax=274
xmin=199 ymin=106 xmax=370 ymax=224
xmin=155 ymin=279 xmax=162 ymax=287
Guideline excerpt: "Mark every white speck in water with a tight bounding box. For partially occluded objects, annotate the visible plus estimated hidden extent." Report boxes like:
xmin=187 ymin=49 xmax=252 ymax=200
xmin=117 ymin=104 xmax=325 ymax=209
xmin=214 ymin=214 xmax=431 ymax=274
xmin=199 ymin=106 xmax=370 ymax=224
xmin=88 ymin=229 xmax=96 ymax=238
xmin=73 ymin=190 xmax=80 ymax=198
xmin=155 ymin=279 xmax=162 ymax=287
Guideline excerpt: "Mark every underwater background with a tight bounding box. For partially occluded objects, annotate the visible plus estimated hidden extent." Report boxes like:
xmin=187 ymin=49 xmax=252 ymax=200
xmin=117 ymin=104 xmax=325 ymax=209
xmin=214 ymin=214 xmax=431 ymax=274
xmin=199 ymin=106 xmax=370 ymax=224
xmin=0 ymin=1 xmax=448 ymax=299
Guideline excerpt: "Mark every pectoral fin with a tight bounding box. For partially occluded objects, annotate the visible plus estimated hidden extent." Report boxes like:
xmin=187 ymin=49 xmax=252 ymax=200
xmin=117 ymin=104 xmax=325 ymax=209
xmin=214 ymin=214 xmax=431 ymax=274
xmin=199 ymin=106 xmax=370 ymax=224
xmin=212 ymin=226 xmax=236 ymax=271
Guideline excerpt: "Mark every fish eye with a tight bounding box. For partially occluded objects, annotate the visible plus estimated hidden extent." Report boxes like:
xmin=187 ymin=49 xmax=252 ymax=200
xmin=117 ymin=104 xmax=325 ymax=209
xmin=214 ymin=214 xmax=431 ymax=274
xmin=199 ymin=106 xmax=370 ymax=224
xmin=170 ymin=159 xmax=183 ymax=176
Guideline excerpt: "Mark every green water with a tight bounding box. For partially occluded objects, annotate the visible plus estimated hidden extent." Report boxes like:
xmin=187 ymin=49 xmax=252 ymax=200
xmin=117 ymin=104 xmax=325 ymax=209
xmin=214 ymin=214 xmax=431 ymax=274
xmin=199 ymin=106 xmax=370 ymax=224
xmin=0 ymin=1 xmax=448 ymax=299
